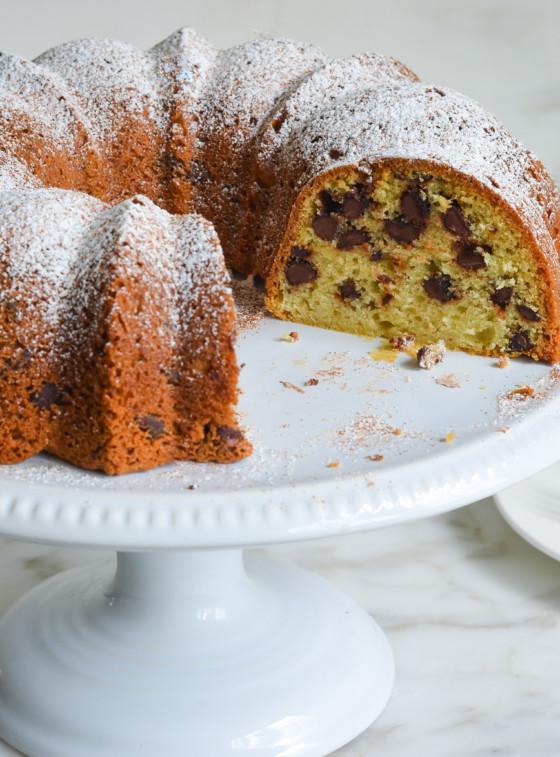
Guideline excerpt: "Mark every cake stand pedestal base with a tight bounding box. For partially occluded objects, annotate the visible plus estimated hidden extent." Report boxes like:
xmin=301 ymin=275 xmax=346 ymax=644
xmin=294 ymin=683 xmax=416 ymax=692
xmin=0 ymin=549 xmax=393 ymax=757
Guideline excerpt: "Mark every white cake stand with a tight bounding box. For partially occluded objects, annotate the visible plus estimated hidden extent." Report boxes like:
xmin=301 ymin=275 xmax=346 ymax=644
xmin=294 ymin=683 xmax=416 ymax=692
xmin=2 ymin=295 xmax=560 ymax=757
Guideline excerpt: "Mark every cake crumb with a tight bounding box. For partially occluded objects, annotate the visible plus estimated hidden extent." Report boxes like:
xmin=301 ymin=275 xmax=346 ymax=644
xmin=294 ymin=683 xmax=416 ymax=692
xmin=327 ymin=461 xmax=340 ymax=468
xmin=436 ymin=373 xmax=461 ymax=388
xmin=187 ymin=483 xmax=200 ymax=490
xmin=444 ymin=431 xmax=455 ymax=443
xmin=389 ymin=333 xmax=415 ymax=351
xmin=279 ymin=381 xmax=305 ymax=394
xmin=281 ymin=331 xmax=299 ymax=343
xmin=417 ymin=340 xmax=446 ymax=369
xmin=366 ymin=454 xmax=384 ymax=461
xmin=497 ymin=355 xmax=510 ymax=369
xmin=304 ymin=377 xmax=319 ymax=386
xmin=394 ymin=428 xmax=403 ymax=436
xmin=510 ymin=384 xmax=534 ymax=399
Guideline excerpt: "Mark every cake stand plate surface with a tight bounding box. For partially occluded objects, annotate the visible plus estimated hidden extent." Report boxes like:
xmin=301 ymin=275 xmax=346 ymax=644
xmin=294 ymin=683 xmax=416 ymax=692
xmin=2 ymin=288 xmax=560 ymax=757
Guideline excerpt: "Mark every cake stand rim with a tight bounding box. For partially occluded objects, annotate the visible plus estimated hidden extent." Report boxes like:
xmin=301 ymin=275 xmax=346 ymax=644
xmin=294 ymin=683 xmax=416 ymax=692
xmin=0 ymin=390 xmax=559 ymax=550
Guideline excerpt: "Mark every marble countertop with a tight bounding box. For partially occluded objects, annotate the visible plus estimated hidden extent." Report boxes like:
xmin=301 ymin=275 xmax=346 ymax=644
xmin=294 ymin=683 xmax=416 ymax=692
xmin=1 ymin=493 xmax=559 ymax=756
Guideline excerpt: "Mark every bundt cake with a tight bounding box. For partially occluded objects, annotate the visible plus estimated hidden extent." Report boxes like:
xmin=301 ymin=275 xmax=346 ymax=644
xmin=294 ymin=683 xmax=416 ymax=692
xmin=0 ymin=27 xmax=558 ymax=474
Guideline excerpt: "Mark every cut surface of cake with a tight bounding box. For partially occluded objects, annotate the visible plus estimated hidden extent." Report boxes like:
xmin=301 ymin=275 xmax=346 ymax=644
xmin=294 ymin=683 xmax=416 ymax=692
xmin=263 ymin=85 xmax=560 ymax=362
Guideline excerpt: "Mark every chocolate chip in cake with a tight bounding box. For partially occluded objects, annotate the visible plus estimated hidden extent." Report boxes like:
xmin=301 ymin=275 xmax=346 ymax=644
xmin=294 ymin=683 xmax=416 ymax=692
xmin=312 ymin=213 xmax=338 ymax=241
xmin=377 ymin=273 xmax=393 ymax=284
xmin=370 ymin=249 xmax=383 ymax=261
xmin=516 ymin=303 xmax=541 ymax=322
xmin=30 ymin=382 xmax=63 ymax=410
xmin=384 ymin=217 xmax=423 ymax=244
xmin=509 ymin=331 xmax=532 ymax=353
xmin=442 ymin=201 xmax=470 ymax=237
xmin=337 ymin=228 xmax=370 ymax=250
xmin=320 ymin=190 xmax=342 ymax=215
xmin=423 ymin=274 xmax=457 ymax=303
xmin=342 ymin=190 xmax=368 ymax=220
xmin=456 ymin=249 xmax=486 ymax=270
xmin=382 ymin=294 xmax=393 ymax=305
xmin=138 ymin=414 xmax=165 ymax=439
xmin=400 ymin=188 xmax=430 ymax=223
xmin=286 ymin=258 xmax=318 ymax=286
xmin=339 ymin=281 xmax=361 ymax=300
xmin=217 ymin=425 xmax=243 ymax=444
xmin=491 ymin=286 xmax=513 ymax=308
xmin=291 ymin=245 xmax=312 ymax=258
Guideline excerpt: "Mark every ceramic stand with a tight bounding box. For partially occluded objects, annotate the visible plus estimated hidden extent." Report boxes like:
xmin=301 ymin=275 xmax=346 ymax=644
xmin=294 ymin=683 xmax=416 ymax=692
xmin=0 ymin=548 xmax=393 ymax=757
xmin=3 ymin=318 xmax=560 ymax=756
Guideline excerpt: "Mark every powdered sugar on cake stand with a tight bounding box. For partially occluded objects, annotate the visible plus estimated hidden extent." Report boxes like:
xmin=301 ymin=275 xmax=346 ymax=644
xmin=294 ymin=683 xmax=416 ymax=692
xmin=1 ymin=288 xmax=560 ymax=757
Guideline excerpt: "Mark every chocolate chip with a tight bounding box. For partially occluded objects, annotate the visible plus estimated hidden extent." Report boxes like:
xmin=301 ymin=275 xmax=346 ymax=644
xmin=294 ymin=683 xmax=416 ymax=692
xmin=30 ymin=382 xmax=63 ymax=410
xmin=454 ymin=239 xmax=492 ymax=254
xmin=339 ymin=281 xmax=361 ymax=300
xmin=312 ymin=213 xmax=338 ymax=241
xmin=217 ymin=425 xmax=243 ymax=444
xmin=385 ymin=217 xmax=423 ymax=243
xmin=377 ymin=274 xmax=393 ymax=284
xmin=382 ymin=294 xmax=393 ymax=305
xmin=400 ymin=188 xmax=430 ymax=223
xmin=138 ymin=414 xmax=165 ymax=440
xmin=329 ymin=148 xmax=343 ymax=160
xmin=286 ymin=258 xmax=318 ymax=286
xmin=491 ymin=287 xmax=513 ymax=308
xmin=516 ymin=304 xmax=541 ymax=322
xmin=337 ymin=228 xmax=370 ymax=250
xmin=442 ymin=201 xmax=470 ymax=237
xmin=291 ymin=246 xmax=312 ymax=258
xmin=456 ymin=250 xmax=486 ymax=270
xmin=423 ymin=274 xmax=457 ymax=303
xmin=230 ymin=269 xmax=248 ymax=281
xmin=342 ymin=190 xmax=368 ymax=220
xmin=370 ymin=250 xmax=383 ymax=261
xmin=509 ymin=331 xmax=532 ymax=353
xmin=320 ymin=190 xmax=342 ymax=215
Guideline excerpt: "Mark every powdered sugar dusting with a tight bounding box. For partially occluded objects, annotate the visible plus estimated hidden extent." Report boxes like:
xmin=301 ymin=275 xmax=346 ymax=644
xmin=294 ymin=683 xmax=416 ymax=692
xmin=0 ymin=189 xmax=103 ymax=346
xmin=280 ymin=82 xmax=558 ymax=260
xmin=35 ymin=38 xmax=164 ymax=142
